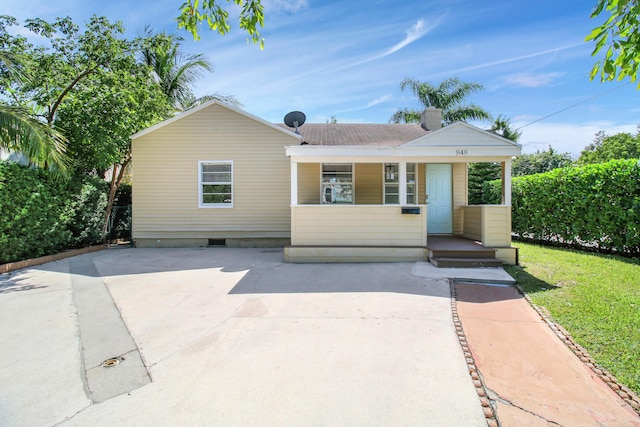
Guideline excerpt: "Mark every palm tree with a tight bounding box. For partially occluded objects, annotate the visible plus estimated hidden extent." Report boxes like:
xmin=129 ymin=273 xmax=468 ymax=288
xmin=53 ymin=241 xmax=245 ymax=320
xmin=390 ymin=77 xmax=492 ymax=125
xmin=140 ymin=29 xmax=241 ymax=111
xmin=0 ymin=51 xmax=69 ymax=175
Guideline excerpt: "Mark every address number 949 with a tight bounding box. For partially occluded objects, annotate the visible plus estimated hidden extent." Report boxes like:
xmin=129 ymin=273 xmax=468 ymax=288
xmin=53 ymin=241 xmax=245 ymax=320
xmin=456 ymin=149 xmax=468 ymax=155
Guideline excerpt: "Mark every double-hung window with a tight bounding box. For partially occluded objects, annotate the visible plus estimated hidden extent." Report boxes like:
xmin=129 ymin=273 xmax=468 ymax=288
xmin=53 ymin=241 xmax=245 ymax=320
xmin=384 ymin=163 xmax=417 ymax=204
xmin=406 ymin=163 xmax=417 ymax=204
xmin=321 ymin=163 xmax=353 ymax=204
xmin=384 ymin=163 xmax=399 ymax=204
xmin=199 ymin=161 xmax=233 ymax=207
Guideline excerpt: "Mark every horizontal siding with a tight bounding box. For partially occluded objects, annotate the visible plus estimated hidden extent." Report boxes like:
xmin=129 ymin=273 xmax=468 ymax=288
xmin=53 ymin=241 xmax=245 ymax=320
xmin=483 ymin=206 xmax=511 ymax=247
xmin=452 ymin=163 xmax=467 ymax=235
xmin=291 ymin=205 xmax=425 ymax=246
xmin=462 ymin=205 xmax=511 ymax=247
xmin=298 ymin=163 xmax=320 ymax=204
xmin=418 ymin=164 xmax=426 ymax=205
xmin=355 ymin=163 xmax=382 ymax=205
xmin=462 ymin=206 xmax=482 ymax=241
xmin=132 ymin=104 xmax=299 ymax=239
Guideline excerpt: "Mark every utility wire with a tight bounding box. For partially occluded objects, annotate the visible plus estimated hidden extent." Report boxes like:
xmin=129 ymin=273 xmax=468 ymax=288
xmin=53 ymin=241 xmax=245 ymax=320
xmin=515 ymin=81 xmax=633 ymax=130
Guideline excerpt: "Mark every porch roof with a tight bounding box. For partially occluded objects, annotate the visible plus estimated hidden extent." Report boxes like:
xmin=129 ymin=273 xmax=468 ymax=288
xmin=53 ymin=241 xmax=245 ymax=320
xmin=285 ymin=122 xmax=522 ymax=163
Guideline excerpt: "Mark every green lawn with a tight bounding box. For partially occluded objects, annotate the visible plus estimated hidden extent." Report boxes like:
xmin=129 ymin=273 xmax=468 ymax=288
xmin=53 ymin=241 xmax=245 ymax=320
xmin=504 ymin=242 xmax=640 ymax=396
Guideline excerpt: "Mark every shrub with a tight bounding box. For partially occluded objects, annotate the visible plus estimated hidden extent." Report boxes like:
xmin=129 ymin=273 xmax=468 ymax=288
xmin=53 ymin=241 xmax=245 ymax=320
xmin=0 ymin=161 xmax=108 ymax=264
xmin=484 ymin=159 xmax=640 ymax=255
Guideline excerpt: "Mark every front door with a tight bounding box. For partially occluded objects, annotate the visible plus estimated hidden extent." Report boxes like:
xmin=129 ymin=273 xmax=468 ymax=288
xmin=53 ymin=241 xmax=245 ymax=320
xmin=426 ymin=164 xmax=453 ymax=234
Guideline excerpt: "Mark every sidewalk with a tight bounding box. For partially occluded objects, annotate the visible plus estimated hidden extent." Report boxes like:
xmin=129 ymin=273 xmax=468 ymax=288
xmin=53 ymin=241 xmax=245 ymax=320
xmin=454 ymin=283 xmax=640 ymax=426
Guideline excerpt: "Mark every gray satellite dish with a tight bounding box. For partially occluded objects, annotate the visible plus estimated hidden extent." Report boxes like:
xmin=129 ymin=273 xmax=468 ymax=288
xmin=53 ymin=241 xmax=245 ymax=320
xmin=284 ymin=111 xmax=306 ymax=134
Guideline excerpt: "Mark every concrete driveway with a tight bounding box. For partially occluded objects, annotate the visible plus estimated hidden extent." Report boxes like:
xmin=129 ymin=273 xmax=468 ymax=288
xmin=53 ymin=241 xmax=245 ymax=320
xmin=0 ymin=248 xmax=486 ymax=426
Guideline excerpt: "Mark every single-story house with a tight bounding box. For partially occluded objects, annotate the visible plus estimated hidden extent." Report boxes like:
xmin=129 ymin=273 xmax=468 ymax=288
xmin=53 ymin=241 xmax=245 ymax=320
xmin=131 ymin=101 xmax=521 ymax=266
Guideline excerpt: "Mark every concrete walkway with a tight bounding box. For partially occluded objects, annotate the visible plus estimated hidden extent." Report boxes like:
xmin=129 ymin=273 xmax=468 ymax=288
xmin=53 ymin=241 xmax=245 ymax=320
xmin=455 ymin=283 xmax=640 ymax=426
xmin=0 ymin=248 xmax=486 ymax=426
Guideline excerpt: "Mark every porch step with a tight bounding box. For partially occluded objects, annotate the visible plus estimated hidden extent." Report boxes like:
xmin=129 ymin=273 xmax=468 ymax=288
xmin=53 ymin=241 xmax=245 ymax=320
xmin=430 ymin=257 xmax=504 ymax=268
xmin=429 ymin=249 xmax=496 ymax=259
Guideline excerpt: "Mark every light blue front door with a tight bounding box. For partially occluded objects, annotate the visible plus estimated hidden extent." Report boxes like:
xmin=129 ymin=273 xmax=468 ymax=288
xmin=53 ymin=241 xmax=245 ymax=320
xmin=426 ymin=164 xmax=453 ymax=234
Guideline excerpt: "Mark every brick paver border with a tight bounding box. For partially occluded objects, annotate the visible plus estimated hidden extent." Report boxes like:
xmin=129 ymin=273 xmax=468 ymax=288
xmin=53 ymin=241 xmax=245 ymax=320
xmin=0 ymin=245 xmax=107 ymax=274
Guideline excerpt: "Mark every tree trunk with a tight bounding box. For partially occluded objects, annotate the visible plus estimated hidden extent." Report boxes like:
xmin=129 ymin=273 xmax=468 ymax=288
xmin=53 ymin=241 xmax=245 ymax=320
xmin=103 ymin=155 xmax=131 ymax=239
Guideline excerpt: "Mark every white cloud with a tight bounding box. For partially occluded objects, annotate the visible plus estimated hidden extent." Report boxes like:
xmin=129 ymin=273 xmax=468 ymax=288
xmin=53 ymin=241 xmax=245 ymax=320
xmin=382 ymin=19 xmax=434 ymax=57
xmin=443 ymin=43 xmax=583 ymax=76
xmin=503 ymin=72 xmax=564 ymax=88
xmin=366 ymin=94 xmax=392 ymax=108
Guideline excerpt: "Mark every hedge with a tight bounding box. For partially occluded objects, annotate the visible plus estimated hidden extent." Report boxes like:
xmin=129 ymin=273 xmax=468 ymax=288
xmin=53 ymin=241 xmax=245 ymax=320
xmin=0 ymin=161 xmax=108 ymax=264
xmin=483 ymin=159 xmax=640 ymax=255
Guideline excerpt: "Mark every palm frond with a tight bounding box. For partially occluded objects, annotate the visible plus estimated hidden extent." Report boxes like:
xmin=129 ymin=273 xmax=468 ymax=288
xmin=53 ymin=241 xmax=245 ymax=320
xmin=0 ymin=103 xmax=70 ymax=176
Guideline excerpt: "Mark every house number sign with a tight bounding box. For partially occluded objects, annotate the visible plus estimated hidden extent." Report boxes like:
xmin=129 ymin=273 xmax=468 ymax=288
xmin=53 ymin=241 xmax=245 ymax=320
xmin=456 ymin=149 xmax=468 ymax=155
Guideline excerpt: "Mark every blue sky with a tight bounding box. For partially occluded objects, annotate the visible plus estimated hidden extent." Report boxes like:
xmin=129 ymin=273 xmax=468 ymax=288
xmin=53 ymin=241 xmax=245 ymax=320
xmin=5 ymin=0 xmax=639 ymax=156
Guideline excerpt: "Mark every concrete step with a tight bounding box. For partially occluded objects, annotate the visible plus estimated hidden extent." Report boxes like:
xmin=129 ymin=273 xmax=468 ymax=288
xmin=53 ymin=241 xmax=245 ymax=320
xmin=430 ymin=257 xmax=504 ymax=268
xmin=429 ymin=249 xmax=496 ymax=259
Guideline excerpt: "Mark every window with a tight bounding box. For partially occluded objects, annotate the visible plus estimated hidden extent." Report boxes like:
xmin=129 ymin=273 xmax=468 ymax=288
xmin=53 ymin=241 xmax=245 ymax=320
xmin=199 ymin=161 xmax=233 ymax=207
xmin=384 ymin=163 xmax=417 ymax=204
xmin=384 ymin=163 xmax=399 ymax=204
xmin=406 ymin=163 xmax=417 ymax=204
xmin=322 ymin=163 xmax=353 ymax=204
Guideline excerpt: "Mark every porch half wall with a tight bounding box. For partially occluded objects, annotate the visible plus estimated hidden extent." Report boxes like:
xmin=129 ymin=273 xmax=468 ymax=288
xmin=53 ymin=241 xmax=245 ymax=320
xmin=286 ymin=205 xmax=427 ymax=262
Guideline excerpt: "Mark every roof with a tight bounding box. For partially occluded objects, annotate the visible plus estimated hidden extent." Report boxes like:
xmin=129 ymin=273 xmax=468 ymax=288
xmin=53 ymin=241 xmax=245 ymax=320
xmin=276 ymin=123 xmax=428 ymax=147
xmin=132 ymin=100 xmax=302 ymax=141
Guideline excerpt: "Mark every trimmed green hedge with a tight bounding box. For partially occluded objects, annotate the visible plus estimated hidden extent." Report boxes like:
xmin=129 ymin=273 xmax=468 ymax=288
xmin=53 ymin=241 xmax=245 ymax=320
xmin=0 ymin=161 xmax=108 ymax=264
xmin=484 ymin=159 xmax=640 ymax=255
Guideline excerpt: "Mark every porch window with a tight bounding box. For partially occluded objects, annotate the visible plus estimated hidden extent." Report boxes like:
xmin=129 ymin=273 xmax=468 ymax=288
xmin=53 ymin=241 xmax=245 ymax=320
xmin=384 ymin=163 xmax=417 ymax=204
xmin=406 ymin=163 xmax=417 ymax=204
xmin=199 ymin=161 xmax=233 ymax=208
xmin=321 ymin=163 xmax=353 ymax=204
xmin=384 ymin=163 xmax=399 ymax=204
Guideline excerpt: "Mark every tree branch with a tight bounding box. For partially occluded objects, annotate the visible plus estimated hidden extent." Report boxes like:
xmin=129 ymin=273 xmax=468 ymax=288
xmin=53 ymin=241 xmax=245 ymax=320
xmin=48 ymin=65 xmax=100 ymax=124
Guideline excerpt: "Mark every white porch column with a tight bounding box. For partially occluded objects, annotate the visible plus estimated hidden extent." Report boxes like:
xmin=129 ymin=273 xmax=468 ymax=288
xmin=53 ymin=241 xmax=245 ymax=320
xmin=291 ymin=161 xmax=298 ymax=205
xmin=399 ymin=161 xmax=407 ymax=205
xmin=502 ymin=158 xmax=512 ymax=206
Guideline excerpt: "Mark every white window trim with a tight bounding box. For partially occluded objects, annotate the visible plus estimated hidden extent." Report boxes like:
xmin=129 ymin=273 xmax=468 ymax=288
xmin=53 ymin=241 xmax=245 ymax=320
xmin=320 ymin=163 xmax=354 ymax=204
xmin=198 ymin=160 xmax=234 ymax=208
xmin=383 ymin=163 xmax=400 ymax=205
xmin=406 ymin=163 xmax=418 ymax=205
xmin=383 ymin=163 xmax=418 ymax=205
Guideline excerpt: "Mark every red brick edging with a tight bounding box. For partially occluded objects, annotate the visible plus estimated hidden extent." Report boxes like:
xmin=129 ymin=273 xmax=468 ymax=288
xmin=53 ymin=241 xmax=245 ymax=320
xmin=449 ymin=280 xmax=500 ymax=427
xmin=513 ymin=284 xmax=640 ymax=416
xmin=0 ymin=245 xmax=107 ymax=274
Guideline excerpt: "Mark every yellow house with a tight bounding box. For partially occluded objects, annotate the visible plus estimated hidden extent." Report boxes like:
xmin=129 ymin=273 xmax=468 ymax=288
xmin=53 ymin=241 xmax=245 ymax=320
xmin=131 ymin=101 xmax=521 ymax=266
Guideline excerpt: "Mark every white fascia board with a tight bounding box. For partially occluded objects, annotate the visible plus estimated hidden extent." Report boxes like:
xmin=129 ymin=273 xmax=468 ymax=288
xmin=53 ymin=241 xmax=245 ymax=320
xmin=285 ymin=144 xmax=521 ymax=163
xmin=132 ymin=100 xmax=302 ymax=142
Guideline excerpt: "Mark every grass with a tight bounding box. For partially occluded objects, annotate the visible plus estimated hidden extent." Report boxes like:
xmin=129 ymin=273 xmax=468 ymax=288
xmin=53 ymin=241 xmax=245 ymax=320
xmin=504 ymin=242 xmax=640 ymax=396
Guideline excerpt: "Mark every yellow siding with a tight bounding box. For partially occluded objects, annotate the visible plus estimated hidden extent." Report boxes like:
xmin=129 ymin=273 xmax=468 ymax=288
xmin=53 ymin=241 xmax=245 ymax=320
xmin=462 ymin=206 xmax=482 ymax=241
xmin=482 ymin=205 xmax=511 ymax=247
xmin=298 ymin=163 xmax=320 ymax=204
xmin=452 ymin=163 xmax=467 ymax=234
xmin=291 ymin=205 xmax=426 ymax=246
xmin=462 ymin=205 xmax=511 ymax=247
xmin=418 ymin=164 xmax=426 ymax=205
xmin=132 ymin=103 xmax=299 ymax=240
xmin=355 ymin=163 xmax=382 ymax=204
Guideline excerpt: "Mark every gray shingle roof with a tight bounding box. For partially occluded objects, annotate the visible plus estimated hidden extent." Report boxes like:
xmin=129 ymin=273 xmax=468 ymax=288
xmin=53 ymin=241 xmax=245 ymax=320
xmin=276 ymin=123 xmax=429 ymax=147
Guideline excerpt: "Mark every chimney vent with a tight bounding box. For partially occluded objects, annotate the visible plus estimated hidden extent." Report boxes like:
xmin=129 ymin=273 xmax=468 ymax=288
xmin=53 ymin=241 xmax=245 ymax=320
xmin=421 ymin=107 xmax=442 ymax=131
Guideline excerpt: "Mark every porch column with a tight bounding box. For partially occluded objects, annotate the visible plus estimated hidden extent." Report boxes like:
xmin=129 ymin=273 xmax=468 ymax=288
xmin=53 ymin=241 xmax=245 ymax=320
xmin=501 ymin=158 xmax=512 ymax=206
xmin=291 ymin=161 xmax=298 ymax=205
xmin=399 ymin=161 xmax=407 ymax=205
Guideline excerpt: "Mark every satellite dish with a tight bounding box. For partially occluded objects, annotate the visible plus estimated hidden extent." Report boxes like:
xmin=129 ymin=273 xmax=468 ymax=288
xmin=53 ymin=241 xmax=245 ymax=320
xmin=284 ymin=111 xmax=306 ymax=134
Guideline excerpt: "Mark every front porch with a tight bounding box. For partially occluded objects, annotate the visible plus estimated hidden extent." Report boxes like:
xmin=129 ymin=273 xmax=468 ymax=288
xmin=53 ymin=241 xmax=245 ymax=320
xmin=284 ymin=120 xmax=521 ymax=266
